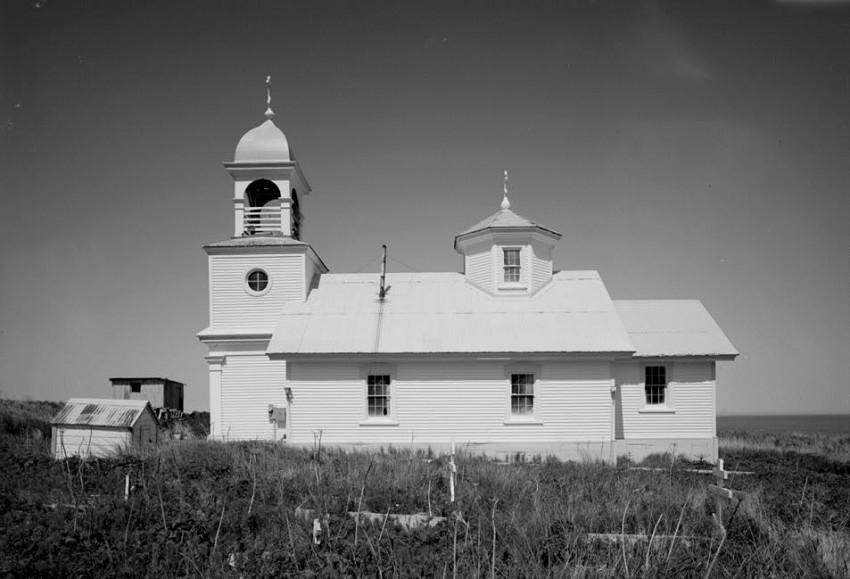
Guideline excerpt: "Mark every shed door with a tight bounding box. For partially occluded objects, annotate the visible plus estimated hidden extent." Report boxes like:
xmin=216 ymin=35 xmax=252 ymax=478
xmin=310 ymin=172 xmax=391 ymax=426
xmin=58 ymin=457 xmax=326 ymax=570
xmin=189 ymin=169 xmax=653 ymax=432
xmin=139 ymin=426 xmax=155 ymax=446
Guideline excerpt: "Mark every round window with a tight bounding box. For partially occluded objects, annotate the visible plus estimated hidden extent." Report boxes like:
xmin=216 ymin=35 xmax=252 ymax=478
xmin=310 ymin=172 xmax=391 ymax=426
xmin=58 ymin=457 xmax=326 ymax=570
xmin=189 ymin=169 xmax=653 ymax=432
xmin=246 ymin=269 xmax=269 ymax=294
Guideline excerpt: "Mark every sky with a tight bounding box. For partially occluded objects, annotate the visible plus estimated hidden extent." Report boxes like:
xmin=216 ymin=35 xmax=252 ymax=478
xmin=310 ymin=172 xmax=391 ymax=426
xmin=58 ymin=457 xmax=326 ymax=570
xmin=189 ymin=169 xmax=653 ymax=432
xmin=1 ymin=0 xmax=848 ymax=415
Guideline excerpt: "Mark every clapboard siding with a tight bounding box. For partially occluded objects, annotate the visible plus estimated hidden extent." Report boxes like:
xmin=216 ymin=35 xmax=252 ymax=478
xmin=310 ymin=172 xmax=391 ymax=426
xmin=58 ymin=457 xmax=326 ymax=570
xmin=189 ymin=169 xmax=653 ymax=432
xmin=288 ymin=364 xmax=362 ymax=442
xmin=465 ymin=249 xmax=492 ymax=292
xmin=530 ymin=242 xmax=552 ymax=292
xmin=538 ymin=362 xmax=612 ymax=441
xmin=53 ymin=426 xmax=131 ymax=458
xmin=221 ymin=355 xmax=288 ymax=440
xmin=615 ymin=361 xmax=715 ymax=439
xmin=210 ymin=254 xmax=305 ymax=330
xmin=287 ymin=361 xmax=613 ymax=444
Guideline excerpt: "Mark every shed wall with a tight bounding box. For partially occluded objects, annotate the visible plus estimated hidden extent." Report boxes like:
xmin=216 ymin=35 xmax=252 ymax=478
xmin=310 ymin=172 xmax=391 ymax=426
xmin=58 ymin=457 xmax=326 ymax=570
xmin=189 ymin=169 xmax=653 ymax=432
xmin=53 ymin=426 xmax=131 ymax=459
xmin=162 ymin=383 xmax=184 ymax=411
xmin=112 ymin=383 xmax=165 ymax=407
xmin=132 ymin=410 xmax=159 ymax=447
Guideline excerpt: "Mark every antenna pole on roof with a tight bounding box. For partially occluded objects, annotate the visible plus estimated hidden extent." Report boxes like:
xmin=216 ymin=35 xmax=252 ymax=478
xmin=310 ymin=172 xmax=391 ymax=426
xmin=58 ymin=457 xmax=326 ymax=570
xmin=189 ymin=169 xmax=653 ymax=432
xmin=379 ymin=244 xmax=388 ymax=300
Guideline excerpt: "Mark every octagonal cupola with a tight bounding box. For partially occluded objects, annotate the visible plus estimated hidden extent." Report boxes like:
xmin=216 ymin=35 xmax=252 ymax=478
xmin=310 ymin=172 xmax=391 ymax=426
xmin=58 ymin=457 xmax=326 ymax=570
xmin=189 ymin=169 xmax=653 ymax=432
xmin=223 ymin=77 xmax=309 ymax=240
xmin=454 ymin=172 xmax=561 ymax=296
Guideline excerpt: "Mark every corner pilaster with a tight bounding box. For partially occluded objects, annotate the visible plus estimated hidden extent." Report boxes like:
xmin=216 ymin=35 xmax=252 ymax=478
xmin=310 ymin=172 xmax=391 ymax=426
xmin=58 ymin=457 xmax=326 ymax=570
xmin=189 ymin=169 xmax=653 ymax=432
xmin=206 ymin=355 xmax=226 ymax=439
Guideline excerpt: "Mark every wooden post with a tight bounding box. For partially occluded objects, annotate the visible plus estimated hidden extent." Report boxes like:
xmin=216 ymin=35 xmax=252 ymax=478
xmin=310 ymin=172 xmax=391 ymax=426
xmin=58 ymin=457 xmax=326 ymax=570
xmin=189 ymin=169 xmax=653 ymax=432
xmin=708 ymin=458 xmax=732 ymax=534
xmin=449 ymin=439 xmax=456 ymax=503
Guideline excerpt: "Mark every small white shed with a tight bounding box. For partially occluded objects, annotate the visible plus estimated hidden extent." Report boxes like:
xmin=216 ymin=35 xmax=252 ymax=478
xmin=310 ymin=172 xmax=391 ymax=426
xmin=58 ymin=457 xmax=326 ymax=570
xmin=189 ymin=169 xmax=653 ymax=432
xmin=51 ymin=398 xmax=159 ymax=459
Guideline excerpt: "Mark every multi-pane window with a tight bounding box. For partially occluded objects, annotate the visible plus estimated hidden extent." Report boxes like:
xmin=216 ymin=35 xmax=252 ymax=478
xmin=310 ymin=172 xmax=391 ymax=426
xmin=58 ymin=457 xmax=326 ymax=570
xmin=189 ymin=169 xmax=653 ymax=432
xmin=367 ymin=375 xmax=391 ymax=418
xmin=645 ymin=366 xmax=667 ymax=405
xmin=246 ymin=269 xmax=269 ymax=293
xmin=511 ymin=373 xmax=535 ymax=415
xmin=503 ymin=249 xmax=521 ymax=283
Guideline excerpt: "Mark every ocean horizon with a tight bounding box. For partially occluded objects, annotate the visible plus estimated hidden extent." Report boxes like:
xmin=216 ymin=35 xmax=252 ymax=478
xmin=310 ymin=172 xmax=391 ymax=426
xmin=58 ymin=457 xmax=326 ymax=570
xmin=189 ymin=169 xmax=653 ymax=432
xmin=717 ymin=414 xmax=850 ymax=435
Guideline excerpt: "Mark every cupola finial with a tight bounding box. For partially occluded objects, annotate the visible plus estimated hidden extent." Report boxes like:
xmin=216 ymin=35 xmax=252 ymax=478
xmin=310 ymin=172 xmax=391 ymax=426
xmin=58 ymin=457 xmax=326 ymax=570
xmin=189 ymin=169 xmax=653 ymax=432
xmin=501 ymin=169 xmax=511 ymax=210
xmin=264 ymin=75 xmax=275 ymax=119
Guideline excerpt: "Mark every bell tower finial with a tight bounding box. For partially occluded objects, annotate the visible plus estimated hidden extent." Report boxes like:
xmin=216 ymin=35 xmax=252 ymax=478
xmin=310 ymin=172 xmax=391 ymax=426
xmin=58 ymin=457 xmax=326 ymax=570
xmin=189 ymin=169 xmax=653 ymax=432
xmin=264 ymin=75 xmax=275 ymax=120
xmin=501 ymin=169 xmax=511 ymax=210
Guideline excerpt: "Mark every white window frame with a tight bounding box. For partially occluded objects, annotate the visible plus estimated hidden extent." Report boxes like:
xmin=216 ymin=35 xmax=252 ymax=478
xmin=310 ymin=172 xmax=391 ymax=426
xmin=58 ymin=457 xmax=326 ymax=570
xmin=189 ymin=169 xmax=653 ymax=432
xmin=503 ymin=247 xmax=522 ymax=283
xmin=497 ymin=246 xmax=528 ymax=292
xmin=639 ymin=362 xmax=675 ymax=413
xmin=244 ymin=268 xmax=272 ymax=297
xmin=504 ymin=364 xmax=542 ymax=424
xmin=360 ymin=364 xmax=398 ymax=426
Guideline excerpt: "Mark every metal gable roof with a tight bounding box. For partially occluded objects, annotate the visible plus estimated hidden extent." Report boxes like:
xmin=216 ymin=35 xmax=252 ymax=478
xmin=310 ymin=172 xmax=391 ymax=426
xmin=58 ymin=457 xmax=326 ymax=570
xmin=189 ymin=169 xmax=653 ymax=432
xmin=267 ymin=271 xmax=636 ymax=356
xmin=51 ymin=398 xmax=155 ymax=428
xmin=613 ymin=300 xmax=738 ymax=358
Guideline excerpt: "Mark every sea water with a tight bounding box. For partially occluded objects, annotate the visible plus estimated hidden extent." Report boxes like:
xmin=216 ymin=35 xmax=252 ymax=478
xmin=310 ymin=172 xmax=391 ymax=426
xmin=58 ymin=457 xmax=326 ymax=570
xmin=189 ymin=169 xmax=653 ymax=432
xmin=717 ymin=414 xmax=850 ymax=435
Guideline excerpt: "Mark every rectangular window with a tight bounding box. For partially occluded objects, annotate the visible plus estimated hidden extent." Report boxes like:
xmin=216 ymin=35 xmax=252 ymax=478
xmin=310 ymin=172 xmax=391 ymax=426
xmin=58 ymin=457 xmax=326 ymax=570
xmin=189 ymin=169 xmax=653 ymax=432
xmin=511 ymin=373 xmax=535 ymax=415
xmin=503 ymin=249 xmax=521 ymax=283
xmin=130 ymin=381 xmax=141 ymax=393
xmin=645 ymin=366 xmax=666 ymax=405
xmin=367 ymin=375 xmax=391 ymax=418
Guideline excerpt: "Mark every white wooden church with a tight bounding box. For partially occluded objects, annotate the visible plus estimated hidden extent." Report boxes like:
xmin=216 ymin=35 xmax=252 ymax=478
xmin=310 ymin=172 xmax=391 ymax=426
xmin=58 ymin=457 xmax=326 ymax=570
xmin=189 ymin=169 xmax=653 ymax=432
xmin=197 ymin=88 xmax=737 ymax=462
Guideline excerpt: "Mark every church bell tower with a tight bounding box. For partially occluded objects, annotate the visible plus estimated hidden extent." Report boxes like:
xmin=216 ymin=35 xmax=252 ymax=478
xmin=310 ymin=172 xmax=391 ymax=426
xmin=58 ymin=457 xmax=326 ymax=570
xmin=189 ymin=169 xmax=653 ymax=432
xmin=197 ymin=78 xmax=327 ymax=440
xmin=225 ymin=77 xmax=309 ymax=240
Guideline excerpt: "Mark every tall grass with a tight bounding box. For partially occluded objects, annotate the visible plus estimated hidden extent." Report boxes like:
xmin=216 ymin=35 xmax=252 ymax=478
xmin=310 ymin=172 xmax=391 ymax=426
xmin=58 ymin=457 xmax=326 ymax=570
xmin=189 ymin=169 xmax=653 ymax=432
xmin=719 ymin=429 xmax=850 ymax=463
xmin=0 ymin=398 xmax=62 ymax=439
xmin=1 ymin=401 xmax=848 ymax=578
xmin=2 ymin=434 xmax=848 ymax=577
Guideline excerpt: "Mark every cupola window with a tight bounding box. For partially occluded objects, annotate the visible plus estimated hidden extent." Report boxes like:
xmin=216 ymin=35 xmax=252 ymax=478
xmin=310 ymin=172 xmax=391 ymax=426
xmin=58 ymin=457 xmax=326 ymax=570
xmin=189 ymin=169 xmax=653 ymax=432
xmin=246 ymin=269 xmax=270 ymax=295
xmin=503 ymin=248 xmax=521 ymax=283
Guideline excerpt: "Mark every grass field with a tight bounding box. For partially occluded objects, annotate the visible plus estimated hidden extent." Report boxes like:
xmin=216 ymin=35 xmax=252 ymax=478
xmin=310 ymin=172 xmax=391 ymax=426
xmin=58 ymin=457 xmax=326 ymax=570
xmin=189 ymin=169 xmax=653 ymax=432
xmin=0 ymin=400 xmax=848 ymax=578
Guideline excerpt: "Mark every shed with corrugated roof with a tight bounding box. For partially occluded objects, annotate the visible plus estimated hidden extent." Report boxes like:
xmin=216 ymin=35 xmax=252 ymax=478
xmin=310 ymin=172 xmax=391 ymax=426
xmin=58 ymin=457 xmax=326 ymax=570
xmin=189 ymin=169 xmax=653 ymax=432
xmin=50 ymin=398 xmax=159 ymax=459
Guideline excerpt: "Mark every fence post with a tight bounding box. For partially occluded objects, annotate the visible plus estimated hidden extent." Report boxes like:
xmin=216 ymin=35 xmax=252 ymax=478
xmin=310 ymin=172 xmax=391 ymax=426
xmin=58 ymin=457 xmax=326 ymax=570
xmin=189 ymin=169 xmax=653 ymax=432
xmin=708 ymin=458 xmax=732 ymax=534
xmin=449 ymin=439 xmax=456 ymax=503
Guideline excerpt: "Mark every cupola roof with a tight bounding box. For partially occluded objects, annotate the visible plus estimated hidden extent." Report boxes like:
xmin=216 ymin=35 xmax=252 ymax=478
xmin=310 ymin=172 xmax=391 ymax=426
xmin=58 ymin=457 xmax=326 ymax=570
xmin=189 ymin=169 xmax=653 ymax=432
xmin=233 ymin=118 xmax=291 ymax=163
xmin=455 ymin=170 xmax=562 ymax=245
xmin=233 ymin=76 xmax=292 ymax=163
xmin=457 ymin=208 xmax=558 ymax=238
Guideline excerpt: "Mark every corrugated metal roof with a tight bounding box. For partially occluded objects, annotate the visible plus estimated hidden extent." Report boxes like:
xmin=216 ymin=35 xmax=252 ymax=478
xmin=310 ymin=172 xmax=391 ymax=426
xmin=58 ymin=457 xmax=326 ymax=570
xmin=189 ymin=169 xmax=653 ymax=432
xmin=613 ymin=300 xmax=738 ymax=358
xmin=456 ymin=208 xmax=561 ymax=238
xmin=267 ymin=271 xmax=636 ymax=355
xmin=51 ymin=398 xmax=153 ymax=428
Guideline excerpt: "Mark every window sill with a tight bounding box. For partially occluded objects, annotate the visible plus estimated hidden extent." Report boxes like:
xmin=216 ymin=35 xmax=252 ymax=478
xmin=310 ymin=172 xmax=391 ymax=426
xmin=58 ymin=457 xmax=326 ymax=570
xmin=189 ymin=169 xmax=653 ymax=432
xmin=504 ymin=419 xmax=543 ymax=426
xmin=497 ymin=286 xmax=528 ymax=292
xmin=638 ymin=407 xmax=675 ymax=414
xmin=359 ymin=420 xmax=399 ymax=427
